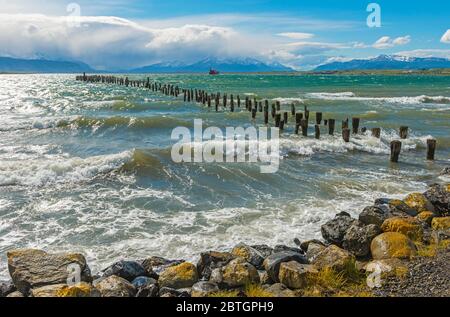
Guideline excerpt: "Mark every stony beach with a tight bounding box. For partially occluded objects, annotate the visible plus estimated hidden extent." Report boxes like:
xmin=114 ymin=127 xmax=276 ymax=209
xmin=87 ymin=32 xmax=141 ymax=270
xmin=1 ymin=168 xmax=449 ymax=298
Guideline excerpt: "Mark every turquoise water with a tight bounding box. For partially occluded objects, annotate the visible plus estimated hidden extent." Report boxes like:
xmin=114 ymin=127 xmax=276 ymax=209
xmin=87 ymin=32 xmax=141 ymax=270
xmin=0 ymin=73 xmax=449 ymax=277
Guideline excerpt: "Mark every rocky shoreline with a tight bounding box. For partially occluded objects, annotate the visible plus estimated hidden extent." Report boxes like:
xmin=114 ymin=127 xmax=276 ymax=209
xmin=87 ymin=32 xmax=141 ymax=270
xmin=1 ymin=171 xmax=449 ymax=298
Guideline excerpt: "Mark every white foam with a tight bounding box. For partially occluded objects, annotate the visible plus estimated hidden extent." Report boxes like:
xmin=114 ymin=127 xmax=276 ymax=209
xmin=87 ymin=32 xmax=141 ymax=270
xmin=306 ymin=92 xmax=450 ymax=104
xmin=272 ymin=97 xmax=304 ymax=104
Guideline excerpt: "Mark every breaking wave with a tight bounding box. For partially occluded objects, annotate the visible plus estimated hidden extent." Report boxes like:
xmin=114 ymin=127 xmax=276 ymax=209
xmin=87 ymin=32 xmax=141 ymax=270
xmin=306 ymin=92 xmax=450 ymax=104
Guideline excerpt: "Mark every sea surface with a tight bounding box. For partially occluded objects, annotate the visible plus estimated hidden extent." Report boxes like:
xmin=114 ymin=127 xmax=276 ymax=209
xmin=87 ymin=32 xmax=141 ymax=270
xmin=0 ymin=73 xmax=449 ymax=278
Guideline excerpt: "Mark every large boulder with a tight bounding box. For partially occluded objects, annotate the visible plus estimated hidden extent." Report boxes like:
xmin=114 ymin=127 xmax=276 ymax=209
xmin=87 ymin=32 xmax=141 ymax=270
xmin=263 ymin=251 xmax=308 ymax=283
xmin=381 ymin=217 xmax=423 ymax=240
xmin=278 ymin=261 xmax=318 ymax=289
xmin=191 ymin=281 xmax=220 ymax=297
xmin=231 ymin=243 xmax=265 ymax=269
xmin=158 ymin=262 xmax=198 ymax=289
xmin=94 ymin=275 xmax=136 ymax=297
xmin=370 ymin=232 xmax=417 ymax=260
xmin=7 ymin=249 xmax=92 ymax=294
xmin=321 ymin=212 xmax=358 ymax=246
xmin=222 ymin=258 xmax=260 ymax=287
xmin=197 ymin=251 xmax=235 ymax=280
xmin=342 ymin=224 xmax=381 ymax=257
xmin=101 ymin=260 xmax=146 ymax=282
xmin=404 ymin=193 xmax=435 ymax=213
xmin=431 ymin=217 xmax=450 ymax=231
xmin=423 ymin=184 xmax=449 ymax=216
xmin=312 ymin=245 xmax=355 ymax=272
xmin=359 ymin=205 xmax=392 ymax=227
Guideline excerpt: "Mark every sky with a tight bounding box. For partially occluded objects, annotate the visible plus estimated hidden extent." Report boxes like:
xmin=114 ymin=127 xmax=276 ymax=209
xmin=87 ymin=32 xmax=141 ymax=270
xmin=0 ymin=0 xmax=449 ymax=70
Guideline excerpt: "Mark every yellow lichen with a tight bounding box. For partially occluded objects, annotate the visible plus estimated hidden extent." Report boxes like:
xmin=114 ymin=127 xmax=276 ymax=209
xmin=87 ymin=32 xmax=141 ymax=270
xmin=56 ymin=283 xmax=93 ymax=297
xmin=431 ymin=217 xmax=450 ymax=230
xmin=404 ymin=193 xmax=432 ymax=212
xmin=416 ymin=211 xmax=434 ymax=225
xmin=371 ymin=232 xmax=417 ymax=260
xmin=381 ymin=217 xmax=423 ymax=241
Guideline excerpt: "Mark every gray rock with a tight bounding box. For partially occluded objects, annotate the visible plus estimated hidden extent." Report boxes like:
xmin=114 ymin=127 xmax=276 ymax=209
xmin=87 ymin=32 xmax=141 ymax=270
xmin=424 ymin=184 xmax=449 ymax=216
xmin=6 ymin=291 xmax=25 ymax=297
xmin=231 ymin=243 xmax=265 ymax=269
xmin=159 ymin=287 xmax=190 ymax=297
xmin=440 ymin=167 xmax=450 ymax=175
xmin=135 ymin=283 xmax=159 ymax=297
xmin=101 ymin=260 xmax=146 ymax=282
xmin=191 ymin=281 xmax=219 ymax=297
xmin=359 ymin=205 xmax=391 ymax=227
xmin=305 ymin=242 xmax=326 ymax=262
xmin=342 ymin=224 xmax=381 ymax=257
xmin=141 ymin=256 xmax=184 ymax=276
xmin=0 ymin=280 xmax=16 ymax=297
xmin=263 ymin=251 xmax=308 ymax=283
xmin=94 ymin=275 xmax=136 ymax=297
xmin=222 ymin=258 xmax=260 ymax=287
xmin=375 ymin=198 xmax=418 ymax=217
xmin=321 ymin=212 xmax=358 ymax=246
xmin=7 ymin=249 xmax=91 ymax=294
xmin=250 ymin=245 xmax=274 ymax=258
xmin=197 ymin=251 xmax=235 ymax=280
xmin=263 ymin=283 xmax=296 ymax=297
xmin=273 ymin=245 xmax=304 ymax=255
xmin=299 ymin=239 xmax=325 ymax=253
xmin=131 ymin=276 xmax=157 ymax=288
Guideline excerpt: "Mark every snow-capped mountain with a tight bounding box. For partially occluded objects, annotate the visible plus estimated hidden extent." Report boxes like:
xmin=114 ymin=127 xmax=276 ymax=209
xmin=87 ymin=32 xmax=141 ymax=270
xmin=130 ymin=57 xmax=294 ymax=73
xmin=0 ymin=57 xmax=94 ymax=73
xmin=314 ymin=55 xmax=450 ymax=71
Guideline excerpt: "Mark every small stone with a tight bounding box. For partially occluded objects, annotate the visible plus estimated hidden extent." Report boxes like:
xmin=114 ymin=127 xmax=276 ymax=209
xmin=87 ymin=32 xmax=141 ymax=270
xmin=56 ymin=282 xmax=100 ymax=297
xmin=101 ymin=260 xmax=146 ymax=282
xmin=197 ymin=251 xmax=235 ymax=280
xmin=321 ymin=212 xmax=358 ymax=246
xmin=312 ymin=245 xmax=355 ymax=272
xmin=404 ymin=193 xmax=435 ymax=213
xmin=231 ymin=243 xmax=265 ymax=269
xmin=0 ymin=280 xmax=16 ymax=297
xmin=384 ymin=199 xmax=418 ymax=217
xmin=159 ymin=287 xmax=189 ymax=297
xmin=381 ymin=217 xmax=423 ymax=240
xmin=370 ymin=232 xmax=417 ymax=260
xmin=342 ymin=224 xmax=381 ymax=257
xmin=31 ymin=284 xmax=67 ymax=297
xmin=263 ymin=283 xmax=296 ymax=297
xmin=191 ymin=281 xmax=219 ymax=297
xmin=6 ymin=291 xmax=24 ymax=297
xmin=158 ymin=262 xmax=198 ymax=289
xmin=263 ymin=251 xmax=308 ymax=283
xmin=278 ymin=261 xmax=318 ymax=289
xmin=431 ymin=217 xmax=450 ymax=230
xmin=222 ymin=258 xmax=260 ymax=287
xmin=94 ymin=275 xmax=136 ymax=297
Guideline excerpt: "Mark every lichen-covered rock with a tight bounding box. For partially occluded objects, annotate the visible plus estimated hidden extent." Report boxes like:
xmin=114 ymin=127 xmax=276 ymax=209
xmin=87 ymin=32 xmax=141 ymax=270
xmin=370 ymin=232 xmax=417 ymax=260
xmin=94 ymin=275 xmax=136 ymax=297
xmin=431 ymin=217 xmax=450 ymax=230
xmin=158 ymin=262 xmax=198 ymax=289
xmin=305 ymin=242 xmax=326 ymax=262
xmin=404 ymin=193 xmax=435 ymax=213
xmin=56 ymin=282 xmax=100 ymax=297
xmin=101 ymin=260 xmax=146 ymax=282
xmin=321 ymin=212 xmax=359 ymax=246
xmin=258 ymin=270 xmax=271 ymax=285
xmin=0 ymin=280 xmax=15 ymax=297
xmin=299 ymin=239 xmax=325 ymax=253
xmin=342 ymin=224 xmax=381 ymax=257
xmin=263 ymin=251 xmax=308 ymax=283
xmin=7 ymin=249 xmax=91 ymax=294
xmin=312 ymin=245 xmax=355 ymax=272
xmin=222 ymin=258 xmax=259 ymax=287
xmin=384 ymin=199 xmax=418 ymax=217
xmin=263 ymin=283 xmax=296 ymax=297
xmin=31 ymin=284 xmax=67 ymax=297
xmin=231 ymin=243 xmax=265 ymax=269
xmin=423 ymin=184 xmax=449 ymax=216
xmin=416 ymin=211 xmax=435 ymax=226
xmin=381 ymin=217 xmax=423 ymax=240
xmin=359 ymin=205 xmax=392 ymax=227
xmin=191 ymin=281 xmax=219 ymax=297
xmin=197 ymin=251 xmax=235 ymax=280
xmin=140 ymin=256 xmax=184 ymax=276
xmin=278 ymin=261 xmax=318 ymax=289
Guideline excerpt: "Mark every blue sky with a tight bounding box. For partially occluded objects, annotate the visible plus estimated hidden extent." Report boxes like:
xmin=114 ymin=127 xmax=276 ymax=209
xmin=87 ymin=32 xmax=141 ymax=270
xmin=0 ymin=0 xmax=449 ymax=69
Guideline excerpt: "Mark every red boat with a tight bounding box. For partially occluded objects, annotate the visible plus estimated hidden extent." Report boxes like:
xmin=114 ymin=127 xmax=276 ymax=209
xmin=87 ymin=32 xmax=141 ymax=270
xmin=209 ymin=68 xmax=219 ymax=75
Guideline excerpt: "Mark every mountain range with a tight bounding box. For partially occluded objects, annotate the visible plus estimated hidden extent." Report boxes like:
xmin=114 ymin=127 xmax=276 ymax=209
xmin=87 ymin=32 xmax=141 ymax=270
xmin=314 ymin=55 xmax=450 ymax=71
xmin=0 ymin=57 xmax=94 ymax=73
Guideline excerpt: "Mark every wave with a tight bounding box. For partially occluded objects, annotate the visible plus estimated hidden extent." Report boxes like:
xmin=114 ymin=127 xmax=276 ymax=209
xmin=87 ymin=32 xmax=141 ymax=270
xmin=306 ymin=92 xmax=450 ymax=104
xmin=272 ymin=97 xmax=304 ymax=104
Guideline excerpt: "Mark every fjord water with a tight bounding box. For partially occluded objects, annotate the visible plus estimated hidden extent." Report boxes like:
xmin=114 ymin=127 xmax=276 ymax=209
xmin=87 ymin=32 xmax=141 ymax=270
xmin=0 ymin=73 xmax=449 ymax=277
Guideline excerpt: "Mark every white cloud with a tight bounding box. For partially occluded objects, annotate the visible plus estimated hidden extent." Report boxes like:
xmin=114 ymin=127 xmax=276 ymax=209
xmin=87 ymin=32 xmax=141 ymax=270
xmin=373 ymin=35 xmax=410 ymax=49
xmin=441 ymin=30 xmax=450 ymax=44
xmin=395 ymin=49 xmax=450 ymax=59
xmin=277 ymin=32 xmax=314 ymax=40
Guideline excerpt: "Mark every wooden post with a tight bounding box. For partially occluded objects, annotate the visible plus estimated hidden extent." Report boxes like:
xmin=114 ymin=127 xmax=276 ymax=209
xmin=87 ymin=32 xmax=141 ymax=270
xmin=328 ymin=119 xmax=335 ymax=135
xmin=371 ymin=128 xmax=381 ymax=138
xmin=230 ymin=94 xmax=235 ymax=112
xmin=315 ymin=125 xmax=320 ymax=139
xmin=275 ymin=114 xmax=281 ymax=127
xmin=295 ymin=113 xmax=303 ymax=125
xmin=300 ymin=119 xmax=308 ymax=136
xmin=361 ymin=127 xmax=367 ymax=133
xmin=390 ymin=141 xmax=402 ymax=163
xmin=271 ymin=104 xmax=276 ymax=118
xmin=237 ymin=95 xmax=241 ymax=107
xmin=399 ymin=126 xmax=408 ymax=139
xmin=352 ymin=118 xmax=360 ymax=134
xmin=283 ymin=112 xmax=288 ymax=124
xmin=252 ymin=108 xmax=257 ymax=120
xmin=223 ymin=94 xmax=227 ymax=108
xmin=207 ymin=96 xmax=211 ymax=108
xmin=324 ymin=119 xmax=328 ymax=126
xmin=295 ymin=124 xmax=300 ymax=135
xmin=280 ymin=120 xmax=285 ymax=131
xmin=427 ymin=139 xmax=436 ymax=160
xmin=291 ymin=104 xmax=296 ymax=116
xmin=259 ymin=102 xmax=263 ymax=112
xmin=342 ymin=128 xmax=350 ymax=142
xmin=316 ymin=112 xmax=322 ymax=125
xmin=264 ymin=108 xmax=269 ymax=125
xmin=342 ymin=119 xmax=349 ymax=130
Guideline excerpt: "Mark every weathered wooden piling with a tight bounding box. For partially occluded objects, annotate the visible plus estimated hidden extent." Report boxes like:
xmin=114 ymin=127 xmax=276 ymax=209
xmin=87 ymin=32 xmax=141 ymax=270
xmin=371 ymin=128 xmax=381 ymax=138
xmin=283 ymin=112 xmax=288 ymax=125
xmin=291 ymin=104 xmax=296 ymax=116
xmin=296 ymin=113 xmax=303 ymax=125
xmin=271 ymin=104 xmax=276 ymax=118
xmin=276 ymin=101 xmax=281 ymax=111
xmin=352 ymin=118 xmax=360 ymax=134
xmin=264 ymin=108 xmax=269 ymax=125
xmin=237 ymin=95 xmax=241 ymax=107
xmin=259 ymin=102 xmax=263 ymax=112
xmin=342 ymin=128 xmax=350 ymax=142
xmin=300 ymin=119 xmax=308 ymax=136
xmin=275 ymin=114 xmax=281 ymax=127
xmin=400 ymin=126 xmax=409 ymax=139
xmin=280 ymin=120 xmax=285 ymax=131
xmin=342 ymin=119 xmax=349 ymax=130
xmin=316 ymin=112 xmax=322 ymax=125
xmin=328 ymin=119 xmax=335 ymax=135
xmin=295 ymin=124 xmax=300 ymax=135
xmin=390 ymin=141 xmax=402 ymax=163
xmin=315 ymin=125 xmax=320 ymax=139
xmin=252 ymin=108 xmax=257 ymax=120
xmin=427 ymin=139 xmax=436 ymax=160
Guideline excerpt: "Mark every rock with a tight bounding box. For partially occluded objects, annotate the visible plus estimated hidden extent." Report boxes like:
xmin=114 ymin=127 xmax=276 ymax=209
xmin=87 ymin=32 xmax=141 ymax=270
xmin=141 ymin=256 xmax=184 ymax=276
xmin=416 ymin=211 xmax=435 ymax=226
xmin=209 ymin=268 xmax=224 ymax=285
xmin=258 ymin=270 xmax=272 ymax=285
xmin=381 ymin=217 xmax=423 ymax=240
xmin=431 ymin=217 xmax=450 ymax=230
xmin=359 ymin=205 xmax=392 ymax=227
xmin=7 ymin=291 xmax=24 ymax=297
xmin=273 ymin=245 xmax=304 ymax=254
xmin=305 ymin=242 xmax=326 ymax=262
xmin=101 ymin=260 xmax=146 ymax=282
xmin=370 ymin=232 xmax=417 ymax=260
xmin=7 ymin=249 xmax=91 ymax=294
xmin=222 ymin=258 xmax=260 ymax=287
xmin=312 ymin=245 xmax=355 ymax=272
xmin=158 ymin=262 xmax=198 ymax=289
xmin=342 ymin=224 xmax=381 ymax=257
xmin=159 ymin=287 xmax=189 ymax=297
xmin=197 ymin=251 xmax=235 ymax=280
xmin=94 ymin=275 xmax=136 ymax=297
xmin=321 ymin=212 xmax=358 ymax=246
xmin=263 ymin=283 xmax=296 ymax=297
xmin=231 ymin=243 xmax=265 ymax=269
xmin=278 ymin=261 xmax=318 ymax=289
xmin=440 ymin=167 xmax=450 ymax=176
xmin=136 ymin=284 xmax=159 ymax=297
xmin=56 ymin=282 xmax=100 ymax=297
xmin=250 ymin=245 xmax=273 ymax=258
xmin=191 ymin=281 xmax=219 ymax=297
xmin=131 ymin=276 xmax=157 ymax=289
xmin=364 ymin=258 xmax=408 ymax=281
xmin=31 ymin=284 xmax=67 ymax=297
xmin=0 ymin=280 xmax=15 ymax=297
xmin=299 ymin=240 xmax=325 ymax=253
xmin=384 ymin=199 xmax=418 ymax=216
xmin=424 ymin=184 xmax=450 ymax=216
xmin=263 ymin=251 xmax=308 ymax=283
xmin=404 ymin=193 xmax=435 ymax=213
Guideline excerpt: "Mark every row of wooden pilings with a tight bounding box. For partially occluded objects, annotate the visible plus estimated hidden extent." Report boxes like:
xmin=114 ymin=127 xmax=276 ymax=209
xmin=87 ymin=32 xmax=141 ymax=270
xmin=75 ymin=73 xmax=438 ymax=163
